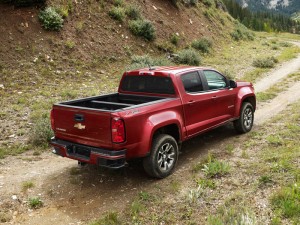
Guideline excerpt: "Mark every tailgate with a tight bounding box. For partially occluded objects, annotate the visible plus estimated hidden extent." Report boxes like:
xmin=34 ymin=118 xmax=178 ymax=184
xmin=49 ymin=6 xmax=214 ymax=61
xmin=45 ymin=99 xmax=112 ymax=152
xmin=52 ymin=105 xmax=112 ymax=148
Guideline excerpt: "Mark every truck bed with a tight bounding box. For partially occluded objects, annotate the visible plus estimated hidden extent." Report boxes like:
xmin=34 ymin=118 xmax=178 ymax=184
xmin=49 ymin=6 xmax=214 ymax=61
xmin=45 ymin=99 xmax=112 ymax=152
xmin=59 ymin=93 xmax=166 ymax=111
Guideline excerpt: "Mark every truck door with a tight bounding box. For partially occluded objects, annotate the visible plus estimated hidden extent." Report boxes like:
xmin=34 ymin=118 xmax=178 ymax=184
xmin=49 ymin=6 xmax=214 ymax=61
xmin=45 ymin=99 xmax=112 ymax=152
xmin=201 ymin=70 xmax=236 ymax=123
xmin=180 ymin=71 xmax=216 ymax=137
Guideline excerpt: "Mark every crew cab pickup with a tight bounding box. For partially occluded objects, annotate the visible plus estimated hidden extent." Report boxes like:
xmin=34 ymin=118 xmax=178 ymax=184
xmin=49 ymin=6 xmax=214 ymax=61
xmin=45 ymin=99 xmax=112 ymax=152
xmin=50 ymin=66 xmax=256 ymax=178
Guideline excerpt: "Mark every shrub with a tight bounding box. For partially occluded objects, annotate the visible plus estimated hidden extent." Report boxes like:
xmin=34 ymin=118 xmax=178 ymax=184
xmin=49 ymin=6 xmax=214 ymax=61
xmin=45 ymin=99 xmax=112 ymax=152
xmin=231 ymin=23 xmax=255 ymax=41
xmin=253 ymin=56 xmax=278 ymax=68
xmin=202 ymin=159 xmax=230 ymax=178
xmin=170 ymin=0 xmax=179 ymax=7
xmin=90 ymin=212 xmax=120 ymax=225
xmin=29 ymin=115 xmax=53 ymax=147
xmin=127 ymin=55 xmax=171 ymax=70
xmin=28 ymin=197 xmax=43 ymax=209
xmin=176 ymin=49 xmax=201 ymax=66
xmin=184 ymin=0 xmax=198 ymax=6
xmin=191 ymin=37 xmax=212 ymax=53
xmin=113 ymin=0 xmax=123 ymax=6
xmin=202 ymin=0 xmax=213 ymax=7
xmin=125 ymin=5 xmax=141 ymax=20
xmin=128 ymin=19 xmax=156 ymax=41
xmin=170 ymin=34 xmax=180 ymax=46
xmin=39 ymin=7 xmax=64 ymax=31
xmin=108 ymin=6 xmax=126 ymax=22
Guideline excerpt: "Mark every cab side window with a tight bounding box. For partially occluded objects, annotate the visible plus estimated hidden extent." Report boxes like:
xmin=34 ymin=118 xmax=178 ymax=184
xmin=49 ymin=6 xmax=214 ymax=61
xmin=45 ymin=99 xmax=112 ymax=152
xmin=181 ymin=72 xmax=203 ymax=93
xmin=203 ymin=70 xmax=227 ymax=90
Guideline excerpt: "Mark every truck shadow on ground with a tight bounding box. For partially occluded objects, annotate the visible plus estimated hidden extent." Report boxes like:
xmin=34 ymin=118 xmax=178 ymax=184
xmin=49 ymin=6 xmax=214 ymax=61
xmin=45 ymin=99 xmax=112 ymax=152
xmin=42 ymin=123 xmax=239 ymax=219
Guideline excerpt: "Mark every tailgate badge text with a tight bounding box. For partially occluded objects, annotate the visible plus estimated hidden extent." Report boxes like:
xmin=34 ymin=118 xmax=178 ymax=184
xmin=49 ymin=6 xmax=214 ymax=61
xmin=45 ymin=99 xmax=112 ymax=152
xmin=74 ymin=123 xmax=86 ymax=130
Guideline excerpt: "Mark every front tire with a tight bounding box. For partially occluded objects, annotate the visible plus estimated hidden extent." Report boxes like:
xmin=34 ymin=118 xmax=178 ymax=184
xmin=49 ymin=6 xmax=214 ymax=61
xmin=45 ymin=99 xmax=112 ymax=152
xmin=234 ymin=102 xmax=254 ymax=134
xmin=143 ymin=134 xmax=178 ymax=179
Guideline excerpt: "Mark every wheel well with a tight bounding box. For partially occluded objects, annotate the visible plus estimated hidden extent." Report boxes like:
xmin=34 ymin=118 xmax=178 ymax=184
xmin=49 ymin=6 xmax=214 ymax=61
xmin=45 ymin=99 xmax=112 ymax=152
xmin=243 ymin=96 xmax=256 ymax=111
xmin=153 ymin=124 xmax=180 ymax=143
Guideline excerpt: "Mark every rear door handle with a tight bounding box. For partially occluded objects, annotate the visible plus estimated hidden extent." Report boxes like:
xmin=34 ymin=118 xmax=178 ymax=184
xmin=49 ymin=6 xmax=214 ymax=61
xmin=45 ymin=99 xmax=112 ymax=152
xmin=211 ymin=96 xmax=218 ymax=100
xmin=188 ymin=100 xmax=195 ymax=105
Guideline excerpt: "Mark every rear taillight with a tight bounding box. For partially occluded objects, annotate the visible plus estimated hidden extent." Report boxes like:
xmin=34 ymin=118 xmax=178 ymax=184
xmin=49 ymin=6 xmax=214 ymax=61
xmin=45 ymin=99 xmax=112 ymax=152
xmin=50 ymin=109 xmax=55 ymax=130
xmin=111 ymin=118 xmax=125 ymax=143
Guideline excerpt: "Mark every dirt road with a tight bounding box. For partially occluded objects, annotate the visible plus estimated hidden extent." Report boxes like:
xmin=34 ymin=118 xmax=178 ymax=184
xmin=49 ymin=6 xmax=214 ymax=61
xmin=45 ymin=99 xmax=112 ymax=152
xmin=0 ymin=43 xmax=300 ymax=225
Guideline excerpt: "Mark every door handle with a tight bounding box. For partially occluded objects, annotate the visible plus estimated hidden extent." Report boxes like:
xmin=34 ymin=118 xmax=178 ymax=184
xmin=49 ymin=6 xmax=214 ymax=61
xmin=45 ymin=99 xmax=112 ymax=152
xmin=211 ymin=96 xmax=218 ymax=100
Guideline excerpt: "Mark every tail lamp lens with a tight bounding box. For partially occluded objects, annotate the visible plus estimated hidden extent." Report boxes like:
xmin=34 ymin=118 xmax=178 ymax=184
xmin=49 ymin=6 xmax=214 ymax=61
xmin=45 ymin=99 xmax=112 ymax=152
xmin=111 ymin=118 xmax=125 ymax=143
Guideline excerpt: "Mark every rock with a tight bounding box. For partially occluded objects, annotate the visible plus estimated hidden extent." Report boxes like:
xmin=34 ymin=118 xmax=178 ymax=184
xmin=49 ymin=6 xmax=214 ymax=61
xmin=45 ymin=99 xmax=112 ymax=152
xmin=153 ymin=5 xmax=157 ymax=10
xmin=189 ymin=19 xmax=193 ymax=24
xmin=100 ymin=70 xmax=105 ymax=74
xmin=0 ymin=84 xmax=4 ymax=89
xmin=12 ymin=195 xmax=18 ymax=200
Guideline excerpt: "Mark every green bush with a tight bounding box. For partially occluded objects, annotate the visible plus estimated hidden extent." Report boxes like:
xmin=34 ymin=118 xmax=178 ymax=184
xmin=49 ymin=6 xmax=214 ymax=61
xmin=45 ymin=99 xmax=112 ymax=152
xmin=184 ymin=0 xmax=198 ymax=6
xmin=202 ymin=159 xmax=230 ymax=178
xmin=125 ymin=5 xmax=141 ymax=20
xmin=202 ymin=0 xmax=213 ymax=7
xmin=113 ymin=0 xmax=123 ymax=6
xmin=170 ymin=34 xmax=180 ymax=46
xmin=128 ymin=19 xmax=156 ymax=41
xmin=176 ymin=49 xmax=201 ymax=66
xmin=29 ymin=115 xmax=53 ymax=148
xmin=28 ymin=197 xmax=43 ymax=209
xmin=253 ymin=56 xmax=278 ymax=68
xmin=170 ymin=0 xmax=179 ymax=7
xmin=191 ymin=37 xmax=212 ymax=53
xmin=39 ymin=7 xmax=64 ymax=31
xmin=109 ymin=6 xmax=126 ymax=22
xmin=127 ymin=55 xmax=171 ymax=70
xmin=231 ymin=23 xmax=255 ymax=41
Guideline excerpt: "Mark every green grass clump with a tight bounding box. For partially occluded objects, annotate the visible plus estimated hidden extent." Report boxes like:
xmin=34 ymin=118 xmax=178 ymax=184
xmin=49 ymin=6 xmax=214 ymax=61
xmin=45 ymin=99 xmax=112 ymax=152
xmin=176 ymin=49 xmax=201 ymax=66
xmin=28 ymin=197 xmax=43 ymax=209
xmin=231 ymin=23 xmax=254 ymax=41
xmin=202 ymin=0 xmax=213 ymax=7
xmin=109 ymin=6 xmax=126 ymax=22
xmin=22 ymin=181 xmax=35 ymax=191
xmin=39 ymin=7 xmax=64 ymax=31
xmin=113 ymin=0 xmax=123 ymax=6
xmin=202 ymin=159 xmax=230 ymax=178
xmin=271 ymin=183 xmax=300 ymax=221
xmin=29 ymin=115 xmax=53 ymax=148
xmin=170 ymin=34 xmax=180 ymax=46
xmin=253 ymin=56 xmax=278 ymax=68
xmin=128 ymin=19 xmax=156 ymax=41
xmin=125 ymin=5 xmax=141 ymax=20
xmin=127 ymin=55 xmax=171 ymax=70
xmin=90 ymin=212 xmax=120 ymax=225
xmin=191 ymin=37 xmax=212 ymax=53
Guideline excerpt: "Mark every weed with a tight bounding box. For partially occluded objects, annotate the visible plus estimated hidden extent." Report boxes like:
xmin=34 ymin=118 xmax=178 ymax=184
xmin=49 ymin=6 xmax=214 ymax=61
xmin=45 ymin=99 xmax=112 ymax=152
xmin=128 ymin=55 xmax=171 ymax=70
xmin=193 ymin=153 xmax=215 ymax=172
xmin=0 ymin=212 xmax=11 ymax=223
xmin=170 ymin=180 xmax=180 ymax=192
xmin=202 ymin=159 xmax=230 ymax=178
xmin=191 ymin=37 xmax=212 ymax=53
xmin=29 ymin=115 xmax=53 ymax=148
xmin=125 ymin=5 xmax=141 ymax=20
xmin=28 ymin=197 xmax=43 ymax=209
xmin=156 ymin=41 xmax=176 ymax=53
xmin=108 ymin=6 xmax=126 ymax=22
xmin=187 ymin=185 xmax=204 ymax=203
xmin=65 ymin=40 xmax=75 ymax=49
xmin=258 ymin=175 xmax=273 ymax=188
xmin=176 ymin=49 xmax=201 ymax=66
xmin=196 ymin=178 xmax=216 ymax=189
xmin=256 ymin=92 xmax=277 ymax=102
xmin=225 ymin=144 xmax=234 ymax=155
xmin=0 ymin=144 xmax=30 ymax=159
xmin=170 ymin=34 xmax=180 ymax=46
xmin=241 ymin=149 xmax=249 ymax=159
xmin=139 ymin=191 xmax=151 ymax=201
xmin=39 ymin=7 xmax=64 ymax=31
xmin=128 ymin=19 xmax=156 ymax=41
xmin=271 ymin=183 xmax=300 ymax=220
xmin=253 ymin=56 xmax=278 ymax=68
xmin=266 ymin=135 xmax=282 ymax=146
xmin=272 ymin=45 xmax=279 ymax=50
xmin=75 ymin=21 xmax=85 ymax=32
xmin=131 ymin=200 xmax=144 ymax=217
xmin=202 ymin=0 xmax=213 ymax=7
xmin=69 ymin=167 xmax=81 ymax=175
xmin=22 ymin=181 xmax=35 ymax=191
xmin=113 ymin=0 xmax=123 ymax=6
xmin=90 ymin=211 xmax=120 ymax=225
xmin=279 ymin=42 xmax=291 ymax=47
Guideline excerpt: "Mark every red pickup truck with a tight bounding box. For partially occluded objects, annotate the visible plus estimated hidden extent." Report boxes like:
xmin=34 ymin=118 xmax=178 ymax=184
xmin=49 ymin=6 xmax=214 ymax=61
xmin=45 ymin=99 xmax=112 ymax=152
xmin=50 ymin=66 xmax=256 ymax=178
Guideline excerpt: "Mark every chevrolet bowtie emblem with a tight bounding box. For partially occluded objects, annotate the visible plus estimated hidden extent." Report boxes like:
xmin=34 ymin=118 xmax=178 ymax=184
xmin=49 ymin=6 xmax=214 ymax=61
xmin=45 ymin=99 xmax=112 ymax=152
xmin=74 ymin=123 xmax=86 ymax=130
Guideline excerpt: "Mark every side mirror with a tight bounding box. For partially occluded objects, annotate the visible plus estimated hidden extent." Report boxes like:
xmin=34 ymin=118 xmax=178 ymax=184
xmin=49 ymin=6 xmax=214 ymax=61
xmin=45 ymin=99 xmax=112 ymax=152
xmin=229 ymin=80 xmax=237 ymax=88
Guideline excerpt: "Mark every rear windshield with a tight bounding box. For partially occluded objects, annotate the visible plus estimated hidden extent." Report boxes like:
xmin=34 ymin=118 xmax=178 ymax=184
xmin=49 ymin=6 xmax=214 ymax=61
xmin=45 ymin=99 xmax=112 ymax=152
xmin=121 ymin=75 xmax=175 ymax=95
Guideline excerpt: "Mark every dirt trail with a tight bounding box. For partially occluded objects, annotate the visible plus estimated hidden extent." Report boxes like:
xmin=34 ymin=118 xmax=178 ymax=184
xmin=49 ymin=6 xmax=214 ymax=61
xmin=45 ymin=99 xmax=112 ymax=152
xmin=1 ymin=43 xmax=300 ymax=225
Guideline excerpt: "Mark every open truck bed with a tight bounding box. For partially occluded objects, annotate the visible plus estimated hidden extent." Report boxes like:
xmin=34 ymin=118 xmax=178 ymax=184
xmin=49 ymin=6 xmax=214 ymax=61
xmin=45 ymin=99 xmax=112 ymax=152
xmin=59 ymin=93 xmax=166 ymax=111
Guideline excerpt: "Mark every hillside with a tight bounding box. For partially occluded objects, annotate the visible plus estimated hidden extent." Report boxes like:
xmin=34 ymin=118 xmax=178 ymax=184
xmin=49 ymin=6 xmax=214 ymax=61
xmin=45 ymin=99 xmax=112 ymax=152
xmin=236 ymin=0 xmax=300 ymax=15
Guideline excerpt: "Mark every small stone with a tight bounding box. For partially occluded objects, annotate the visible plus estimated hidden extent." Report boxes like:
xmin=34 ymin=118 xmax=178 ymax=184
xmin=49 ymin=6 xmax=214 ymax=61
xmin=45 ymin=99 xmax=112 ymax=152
xmin=153 ymin=5 xmax=157 ymax=10
xmin=25 ymin=22 xmax=28 ymax=28
xmin=0 ymin=84 xmax=4 ymax=89
xmin=12 ymin=195 xmax=18 ymax=200
xmin=100 ymin=70 xmax=105 ymax=74
xmin=189 ymin=18 xmax=193 ymax=24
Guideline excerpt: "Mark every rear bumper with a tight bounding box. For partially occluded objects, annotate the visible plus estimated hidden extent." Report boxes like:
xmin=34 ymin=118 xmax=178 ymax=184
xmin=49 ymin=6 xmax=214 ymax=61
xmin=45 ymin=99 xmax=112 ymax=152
xmin=50 ymin=138 xmax=126 ymax=169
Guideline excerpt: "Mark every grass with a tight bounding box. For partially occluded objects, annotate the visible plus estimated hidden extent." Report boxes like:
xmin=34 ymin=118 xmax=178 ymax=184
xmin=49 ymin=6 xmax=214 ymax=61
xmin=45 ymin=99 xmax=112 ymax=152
xmin=108 ymin=6 xmax=126 ymax=22
xmin=202 ymin=159 xmax=230 ymax=178
xmin=89 ymin=212 xmax=120 ymax=225
xmin=252 ymin=56 xmax=278 ymax=68
xmin=22 ymin=181 xmax=35 ymax=191
xmin=28 ymin=197 xmax=43 ymax=209
xmin=176 ymin=49 xmax=201 ymax=66
xmin=191 ymin=37 xmax=212 ymax=53
xmin=277 ymin=46 xmax=300 ymax=62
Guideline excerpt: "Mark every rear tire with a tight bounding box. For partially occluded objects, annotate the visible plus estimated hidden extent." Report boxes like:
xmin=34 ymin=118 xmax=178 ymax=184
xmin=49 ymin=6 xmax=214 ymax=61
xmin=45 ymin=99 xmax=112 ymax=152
xmin=143 ymin=134 xmax=178 ymax=179
xmin=234 ymin=102 xmax=254 ymax=134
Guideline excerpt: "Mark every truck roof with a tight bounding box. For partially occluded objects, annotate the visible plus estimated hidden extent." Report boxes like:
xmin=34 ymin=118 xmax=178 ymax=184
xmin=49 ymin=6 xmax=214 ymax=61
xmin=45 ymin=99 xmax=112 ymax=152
xmin=126 ymin=66 xmax=214 ymax=77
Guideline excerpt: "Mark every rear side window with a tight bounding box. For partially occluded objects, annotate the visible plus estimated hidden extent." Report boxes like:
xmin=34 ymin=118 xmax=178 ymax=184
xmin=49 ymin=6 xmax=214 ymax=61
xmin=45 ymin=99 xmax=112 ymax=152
xmin=181 ymin=72 xmax=203 ymax=93
xmin=121 ymin=76 xmax=175 ymax=94
xmin=203 ymin=70 xmax=227 ymax=90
